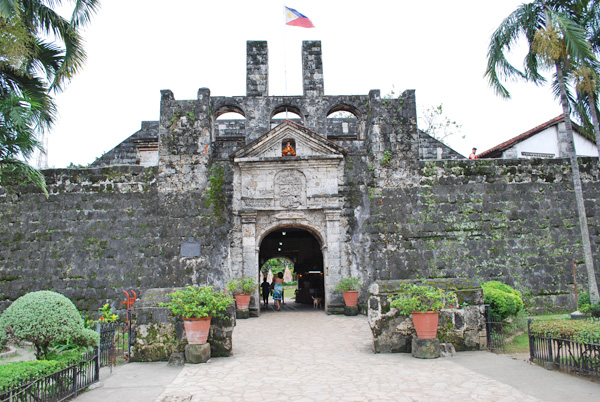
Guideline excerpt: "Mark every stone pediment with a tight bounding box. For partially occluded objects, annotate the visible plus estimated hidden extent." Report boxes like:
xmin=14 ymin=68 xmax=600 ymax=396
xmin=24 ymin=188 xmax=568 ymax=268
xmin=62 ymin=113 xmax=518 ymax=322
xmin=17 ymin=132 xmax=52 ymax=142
xmin=232 ymin=120 xmax=346 ymax=161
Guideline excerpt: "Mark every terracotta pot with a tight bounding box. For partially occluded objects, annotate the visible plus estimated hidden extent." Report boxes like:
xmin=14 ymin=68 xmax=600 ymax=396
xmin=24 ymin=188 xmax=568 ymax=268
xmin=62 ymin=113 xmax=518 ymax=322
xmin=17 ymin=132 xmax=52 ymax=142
xmin=183 ymin=316 xmax=212 ymax=345
xmin=411 ymin=311 xmax=439 ymax=339
xmin=235 ymin=293 xmax=251 ymax=310
xmin=343 ymin=290 xmax=359 ymax=307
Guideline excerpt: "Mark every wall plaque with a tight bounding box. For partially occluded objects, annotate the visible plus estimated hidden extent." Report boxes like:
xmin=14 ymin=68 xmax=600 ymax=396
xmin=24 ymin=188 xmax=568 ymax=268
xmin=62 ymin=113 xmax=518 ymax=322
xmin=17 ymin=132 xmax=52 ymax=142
xmin=181 ymin=237 xmax=201 ymax=257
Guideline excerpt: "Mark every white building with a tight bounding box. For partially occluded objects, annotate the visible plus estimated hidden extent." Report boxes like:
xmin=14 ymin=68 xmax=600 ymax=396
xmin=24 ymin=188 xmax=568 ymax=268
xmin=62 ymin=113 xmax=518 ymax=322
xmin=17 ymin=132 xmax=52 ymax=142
xmin=478 ymin=115 xmax=598 ymax=159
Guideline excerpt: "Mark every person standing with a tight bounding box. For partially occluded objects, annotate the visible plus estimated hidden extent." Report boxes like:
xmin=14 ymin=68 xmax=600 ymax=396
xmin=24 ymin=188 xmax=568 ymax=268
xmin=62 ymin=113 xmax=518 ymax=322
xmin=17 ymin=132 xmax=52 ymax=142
xmin=261 ymin=277 xmax=271 ymax=307
xmin=469 ymin=148 xmax=477 ymax=159
xmin=272 ymin=272 xmax=284 ymax=311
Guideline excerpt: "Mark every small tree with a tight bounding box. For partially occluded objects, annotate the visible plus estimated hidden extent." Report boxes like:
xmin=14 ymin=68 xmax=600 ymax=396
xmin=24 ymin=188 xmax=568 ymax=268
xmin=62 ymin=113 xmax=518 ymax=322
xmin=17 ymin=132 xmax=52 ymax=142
xmin=418 ymin=104 xmax=464 ymax=145
xmin=0 ymin=291 xmax=98 ymax=359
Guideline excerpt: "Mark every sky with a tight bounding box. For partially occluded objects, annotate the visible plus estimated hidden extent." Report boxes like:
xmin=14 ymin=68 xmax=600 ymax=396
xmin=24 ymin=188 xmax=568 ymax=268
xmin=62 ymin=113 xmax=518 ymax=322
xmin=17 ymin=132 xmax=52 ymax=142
xmin=45 ymin=0 xmax=563 ymax=167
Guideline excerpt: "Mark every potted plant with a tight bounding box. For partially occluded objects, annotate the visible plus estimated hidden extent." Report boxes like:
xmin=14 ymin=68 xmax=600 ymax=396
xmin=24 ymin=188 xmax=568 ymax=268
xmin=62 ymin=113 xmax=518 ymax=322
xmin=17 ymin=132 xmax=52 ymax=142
xmin=226 ymin=277 xmax=256 ymax=310
xmin=390 ymin=283 xmax=456 ymax=339
xmin=161 ymin=286 xmax=233 ymax=345
xmin=334 ymin=277 xmax=361 ymax=307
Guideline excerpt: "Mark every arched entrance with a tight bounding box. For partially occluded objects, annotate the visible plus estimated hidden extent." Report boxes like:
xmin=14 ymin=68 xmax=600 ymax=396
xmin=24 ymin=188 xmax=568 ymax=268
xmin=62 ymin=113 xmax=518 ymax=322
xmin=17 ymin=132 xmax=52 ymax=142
xmin=259 ymin=227 xmax=324 ymax=308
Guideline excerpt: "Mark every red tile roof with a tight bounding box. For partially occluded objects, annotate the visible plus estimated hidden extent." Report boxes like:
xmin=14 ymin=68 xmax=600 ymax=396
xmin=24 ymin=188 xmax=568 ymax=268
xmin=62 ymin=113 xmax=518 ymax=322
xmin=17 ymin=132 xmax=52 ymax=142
xmin=477 ymin=115 xmax=566 ymax=158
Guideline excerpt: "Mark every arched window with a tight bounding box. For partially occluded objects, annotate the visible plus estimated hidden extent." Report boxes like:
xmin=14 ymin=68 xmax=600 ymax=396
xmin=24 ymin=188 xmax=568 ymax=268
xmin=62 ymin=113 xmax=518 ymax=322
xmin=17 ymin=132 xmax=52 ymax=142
xmin=326 ymin=104 xmax=360 ymax=139
xmin=214 ymin=106 xmax=245 ymax=137
xmin=271 ymin=105 xmax=303 ymax=129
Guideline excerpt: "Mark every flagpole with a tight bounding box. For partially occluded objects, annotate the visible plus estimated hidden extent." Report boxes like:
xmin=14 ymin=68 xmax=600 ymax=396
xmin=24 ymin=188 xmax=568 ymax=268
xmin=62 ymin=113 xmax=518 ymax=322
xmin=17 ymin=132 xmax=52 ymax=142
xmin=282 ymin=4 xmax=289 ymax=119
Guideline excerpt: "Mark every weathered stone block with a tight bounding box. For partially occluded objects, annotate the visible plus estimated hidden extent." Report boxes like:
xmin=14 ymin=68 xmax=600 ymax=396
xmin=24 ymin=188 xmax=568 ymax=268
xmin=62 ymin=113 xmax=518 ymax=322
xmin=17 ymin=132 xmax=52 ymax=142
xmin=412 ymin=338 xmax=440 ymax=359
xmin=236 ymin=309 xmax=250 ymax=319
xmin=168 ymin=352 xmax=185 ymax=366
xmin=344 ymin=305 xmax=358 ymax=316
xmin=440 ymin=342 xmax=456 ymax=357
xmin=185 ymin=343 xmax=211 ymax=364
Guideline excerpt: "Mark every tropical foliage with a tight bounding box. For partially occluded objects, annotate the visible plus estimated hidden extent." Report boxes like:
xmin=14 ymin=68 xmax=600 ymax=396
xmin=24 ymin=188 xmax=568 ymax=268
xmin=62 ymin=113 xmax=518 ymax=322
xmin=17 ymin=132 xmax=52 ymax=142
xmin=0 ymin=0 xmax=100 ymax=195
xmin=390 ymin=283 xmax=456 ymax=317
xmin=226 ymin=277 xmax=256 ymax=295
xmin=334 ymin=276 xmax=361 ymax=292
xmin=530 ymin=317 xmax=600 ymax=343
xmin=482 ymin=281 xmax=524 ymax=320
xmin=161 ymin=286 xmax=233 ymax=319
xmin=485 ymin=0 xmax=600 ymax=303
xmin=0 ymin=290 xmax=99 ymax=359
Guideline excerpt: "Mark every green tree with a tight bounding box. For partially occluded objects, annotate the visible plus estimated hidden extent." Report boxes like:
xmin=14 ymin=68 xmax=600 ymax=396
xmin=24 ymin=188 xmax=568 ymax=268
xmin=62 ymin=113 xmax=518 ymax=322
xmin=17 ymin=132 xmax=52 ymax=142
xmin=0 ymin=290 xmax=99 ymax=359
xmin=485 ymin=0 xmax=600 ymax=303
xmin=0 ymin=0 xmax=100 ymax=195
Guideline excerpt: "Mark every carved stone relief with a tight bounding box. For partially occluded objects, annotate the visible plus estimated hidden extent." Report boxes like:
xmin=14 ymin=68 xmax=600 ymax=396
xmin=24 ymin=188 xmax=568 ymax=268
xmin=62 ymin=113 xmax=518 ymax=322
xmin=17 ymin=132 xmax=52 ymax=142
xmin=275 ymin=170 xmax=306 ymax=209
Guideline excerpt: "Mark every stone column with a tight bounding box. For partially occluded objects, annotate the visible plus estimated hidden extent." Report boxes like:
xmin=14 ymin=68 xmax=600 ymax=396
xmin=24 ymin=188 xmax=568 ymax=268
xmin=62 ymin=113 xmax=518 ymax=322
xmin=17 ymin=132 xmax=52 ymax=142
xmin=246 ymin=41 xmax=268 ymax=97
xmin=302 ymin=41 xmax=324 ymax=98
xmin=324 ymin=210 xmax=341 ymax=312
xmin=241 ymin=211 xmax=258 ymax=316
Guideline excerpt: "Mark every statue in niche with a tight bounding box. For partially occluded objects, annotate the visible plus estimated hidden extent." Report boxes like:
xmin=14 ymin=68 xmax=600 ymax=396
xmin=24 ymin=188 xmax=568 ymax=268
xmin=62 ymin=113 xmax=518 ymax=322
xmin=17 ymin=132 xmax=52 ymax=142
xmin=282 ymin=141 xmax=296 ymax=156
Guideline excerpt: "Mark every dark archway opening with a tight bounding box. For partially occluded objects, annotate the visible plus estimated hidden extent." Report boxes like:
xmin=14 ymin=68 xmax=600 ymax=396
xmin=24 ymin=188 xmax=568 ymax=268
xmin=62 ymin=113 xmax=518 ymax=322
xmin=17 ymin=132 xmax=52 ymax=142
xmin=259 ymin=227 xmax=324 ymax=307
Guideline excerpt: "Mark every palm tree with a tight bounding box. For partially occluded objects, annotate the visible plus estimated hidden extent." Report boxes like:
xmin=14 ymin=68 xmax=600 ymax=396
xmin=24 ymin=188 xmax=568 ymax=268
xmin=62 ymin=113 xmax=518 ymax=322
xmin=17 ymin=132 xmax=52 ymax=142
xmin=485 ymin=0 xmax=600 ymax=303
xmin=0 ymin=0 xmax=100 ymax=194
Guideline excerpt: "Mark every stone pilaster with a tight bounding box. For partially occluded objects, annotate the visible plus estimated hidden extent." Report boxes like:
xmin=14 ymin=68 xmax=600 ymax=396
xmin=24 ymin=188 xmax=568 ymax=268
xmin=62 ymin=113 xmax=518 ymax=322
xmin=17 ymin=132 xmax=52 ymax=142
xmin=246 ymin=41 xmax=268 ymax=97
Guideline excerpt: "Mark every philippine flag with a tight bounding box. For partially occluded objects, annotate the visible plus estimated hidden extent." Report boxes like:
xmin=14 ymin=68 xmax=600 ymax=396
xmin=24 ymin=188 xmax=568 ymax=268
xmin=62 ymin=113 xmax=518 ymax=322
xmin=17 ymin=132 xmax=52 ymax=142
xmin=284 ymin=6 xmax=315 ymax=28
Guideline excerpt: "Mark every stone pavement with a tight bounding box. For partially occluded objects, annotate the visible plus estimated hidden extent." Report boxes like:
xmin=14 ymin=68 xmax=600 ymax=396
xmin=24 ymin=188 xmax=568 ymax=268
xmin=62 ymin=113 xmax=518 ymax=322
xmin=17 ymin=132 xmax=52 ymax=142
xmin=78 ymin=304 xmax=600 ymax=402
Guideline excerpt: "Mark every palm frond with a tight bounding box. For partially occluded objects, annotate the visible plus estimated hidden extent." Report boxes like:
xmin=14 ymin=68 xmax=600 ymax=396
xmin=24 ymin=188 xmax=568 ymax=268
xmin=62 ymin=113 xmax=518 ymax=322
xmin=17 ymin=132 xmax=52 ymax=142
xmin=71 ymin=0 xmax=100 ymax=28
xmin=553 ymin=9 xmax=596 ymax=63
xmin=485 ymin=2 xmax=545 ymax=98
xmin=0 ymin=157 xmax=48 ymax=197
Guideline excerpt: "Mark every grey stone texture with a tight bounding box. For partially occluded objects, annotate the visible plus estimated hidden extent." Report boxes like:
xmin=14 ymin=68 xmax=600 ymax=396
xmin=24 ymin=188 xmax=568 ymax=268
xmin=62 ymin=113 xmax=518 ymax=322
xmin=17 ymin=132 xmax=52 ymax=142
xmin=368 ymin=280 xmax=486 ymax=353
xmin=184 ymin=343 xmax=211 ymax=364
xmin=411 ymin=337 xmax=440 ymax=359
xmin=1 ymin=39 xmax=599 ymax=327
xmin=130 ymin=288 xmax=235 ymax=362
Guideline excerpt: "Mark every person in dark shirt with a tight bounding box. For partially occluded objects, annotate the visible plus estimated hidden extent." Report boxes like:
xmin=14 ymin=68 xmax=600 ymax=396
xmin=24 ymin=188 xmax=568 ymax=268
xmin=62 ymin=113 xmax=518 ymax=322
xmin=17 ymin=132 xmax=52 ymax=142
xmin=261 ymin=277 xmax=271 ymax=307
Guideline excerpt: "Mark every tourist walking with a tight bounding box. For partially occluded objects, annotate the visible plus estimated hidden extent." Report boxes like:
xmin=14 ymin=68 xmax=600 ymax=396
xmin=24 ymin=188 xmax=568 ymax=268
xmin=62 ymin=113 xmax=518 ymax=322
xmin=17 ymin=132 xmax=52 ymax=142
xmin=272 ymin=272 xmax=284 ymax=311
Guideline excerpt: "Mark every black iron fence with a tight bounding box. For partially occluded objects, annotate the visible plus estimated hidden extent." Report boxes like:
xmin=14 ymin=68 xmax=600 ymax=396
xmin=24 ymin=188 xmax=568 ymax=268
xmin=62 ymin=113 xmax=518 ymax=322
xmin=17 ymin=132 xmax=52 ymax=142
xmin=97 ymin=311 xmax=133 ymax=369
xmin=0 ymin=350 xmax=99 ymax=402
xmin=528 ymin=319 xmax=600 ymax=378
xmin=485 ymin=305 xmax=505 ymax=351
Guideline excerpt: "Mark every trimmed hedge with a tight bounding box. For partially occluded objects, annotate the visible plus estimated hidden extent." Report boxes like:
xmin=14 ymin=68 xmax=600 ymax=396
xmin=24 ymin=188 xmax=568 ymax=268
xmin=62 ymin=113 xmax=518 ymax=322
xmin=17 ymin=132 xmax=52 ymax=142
xmin=0 ymin=360 xmax=70 ymax=391
xmin=482 ymin=281 xmax=523 ymax=320
xmin=0 ymin=291 xmax=99 ymax=359
xmin=530 ymin=319 xmax=600 ymax=344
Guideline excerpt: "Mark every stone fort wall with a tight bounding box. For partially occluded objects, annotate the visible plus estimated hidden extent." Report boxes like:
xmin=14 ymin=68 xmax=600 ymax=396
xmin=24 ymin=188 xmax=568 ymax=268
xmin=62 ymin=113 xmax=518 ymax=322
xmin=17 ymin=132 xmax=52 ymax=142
xmin=1 ymin=40 xmax=598 ymax=313
xmin=1 ymin=158 xmax=599 ymax=312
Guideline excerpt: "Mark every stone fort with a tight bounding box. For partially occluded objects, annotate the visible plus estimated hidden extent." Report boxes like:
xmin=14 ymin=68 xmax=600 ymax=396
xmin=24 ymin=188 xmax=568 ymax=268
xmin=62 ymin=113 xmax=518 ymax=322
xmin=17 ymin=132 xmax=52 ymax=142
xmin=1 ymin=41 xmax=599 ymax=314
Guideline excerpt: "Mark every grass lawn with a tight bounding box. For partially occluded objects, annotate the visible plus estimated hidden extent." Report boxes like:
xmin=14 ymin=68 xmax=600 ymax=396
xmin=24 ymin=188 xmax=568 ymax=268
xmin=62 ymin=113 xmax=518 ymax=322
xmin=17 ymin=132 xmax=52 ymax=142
xmin=502 ymin=312 xmax=571 ymax=354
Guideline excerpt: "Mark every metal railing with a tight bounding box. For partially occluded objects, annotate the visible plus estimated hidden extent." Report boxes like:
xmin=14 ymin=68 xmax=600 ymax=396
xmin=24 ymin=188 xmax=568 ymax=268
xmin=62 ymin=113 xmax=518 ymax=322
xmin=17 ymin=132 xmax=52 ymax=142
xmin=485 ymin=305 xmax=505 ymax=351
xmin=97 ymin=313 xmax=133 ymax=369
xmin=0 ymin=350 xmax=99 ymax=402
xmin=528 ymin=319 xmax=600 ymax=378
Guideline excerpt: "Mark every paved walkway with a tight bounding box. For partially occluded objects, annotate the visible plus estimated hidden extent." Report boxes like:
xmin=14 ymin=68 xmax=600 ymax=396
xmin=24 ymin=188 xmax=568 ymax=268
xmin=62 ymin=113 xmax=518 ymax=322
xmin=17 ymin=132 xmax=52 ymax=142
xmin=78 ymin=304 xmax=600 ymax=401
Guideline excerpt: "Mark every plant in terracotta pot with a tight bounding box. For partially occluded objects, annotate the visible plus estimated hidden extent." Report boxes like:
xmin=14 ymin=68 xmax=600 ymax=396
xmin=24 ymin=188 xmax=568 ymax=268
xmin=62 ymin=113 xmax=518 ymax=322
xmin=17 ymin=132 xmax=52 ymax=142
xmin=226 ymin=277 xmax=256 ymax=310
xmin=161 ymin=286 xmax=233 ymax=345
xmin=334 ymin=277 xmax=361 ymax=307
xmin=390 ymin=283 xmax=456 ymax=339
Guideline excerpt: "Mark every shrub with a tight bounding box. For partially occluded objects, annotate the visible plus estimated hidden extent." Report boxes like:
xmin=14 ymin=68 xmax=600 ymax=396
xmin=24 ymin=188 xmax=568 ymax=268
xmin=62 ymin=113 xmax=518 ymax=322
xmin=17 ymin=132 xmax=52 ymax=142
xmin=578 ymin=292 xmax=600 ymax=317
xmin=530 ymin=318 xmax=600 ymax=344
xmin=160 ymin=286 xmax=233 ymax=319
xmin=390 ymin=283 xmax=456 ymax=316
xmin=226 ymin=278 xmax=256 ymax=295
xmin=0 ymin=291 xmax=99 ymax=359
xmin=0 ymin=360 xmax=69 ymax=392
xmin=482 ymin=281 xmax=523 ymax=320
xmin=334 ymin=277 xmax=361 ymax=292
xmin=0 ymin=327 xmax=6 ymax=351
